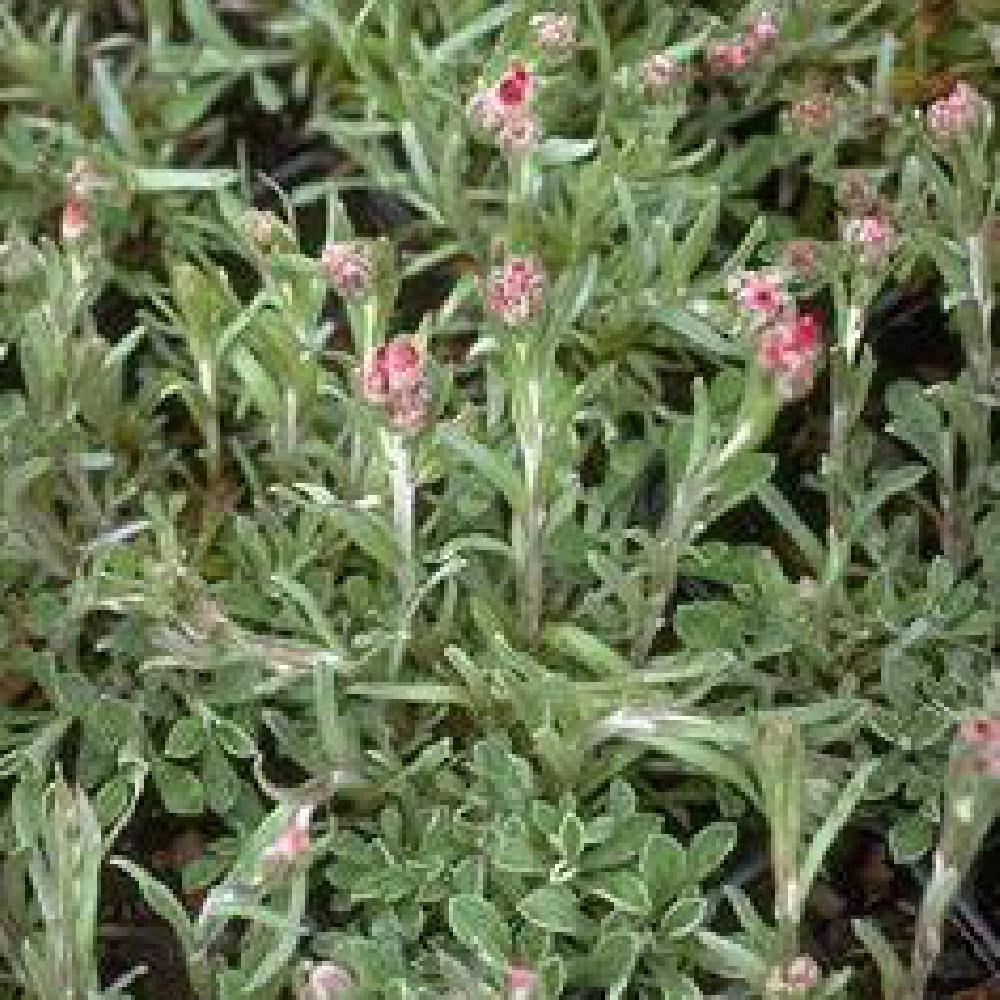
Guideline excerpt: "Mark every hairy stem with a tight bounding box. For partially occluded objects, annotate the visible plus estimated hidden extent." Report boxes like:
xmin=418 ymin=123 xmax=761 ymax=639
xmin=519 ymin=376 xmax=544 ymax=648
xmin=386 ymin=431 xmax=415 ymax=608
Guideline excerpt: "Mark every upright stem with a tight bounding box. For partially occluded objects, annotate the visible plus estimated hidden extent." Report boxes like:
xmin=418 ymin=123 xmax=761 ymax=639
xmin=967 ymin=232 xmax=994 ymax=395
xmin=519 ymin=375 xmax=544 ymax=648
xmin=386 ymin=431 xmax=415 ymax=608
xmin=828 ymin=303 xmax=864 ymax=539
xmin=199 ymin=359 xmax=221 ymax=484
xmin=631 ymin=529 xmax=680 ymax=667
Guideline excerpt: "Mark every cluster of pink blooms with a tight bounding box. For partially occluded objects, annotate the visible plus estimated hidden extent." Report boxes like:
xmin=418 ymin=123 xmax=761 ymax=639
xmin=958 ymin=716 xmax=1000 ymax=776
xmin=505 ymin=963 xmax=538 ymax=1000
xmin=765 ymin=955 xmax=821 ymax=993
xmin=359 ymin=337 xmax=430 ymax=432
xmin=470 ymin=60 xmax=540 ymax=155
xmin=784 ymin=239 xmax=818 ymax=277
xmin=731 ymin=271 xmax=822 ymax=400
xmin=706 ymin=10 xmax=779 ymax=75
xmin=530 ymin=12 xmax=577 ymax=59
xmin=61 ymin=157 xmax=103 ymax=242
xmin=485 ymin=254 xmax=546 ymax=326
xmin=784 ymin=95 xmax=836 ymax=135
xmin=641 ymin=52 xmax=684 ymax=97
xmin=926 ymin=81 xmax=987 ymax=142
xmin=321 ymin=240 xmax=374 ymax=299
xmin=842 ymin=212 xmax=897 ymax=268
xmin=263 ymin=804 xmax=314 ymax=868
xmin=298 ymin=962 xmax=353 ymax=1000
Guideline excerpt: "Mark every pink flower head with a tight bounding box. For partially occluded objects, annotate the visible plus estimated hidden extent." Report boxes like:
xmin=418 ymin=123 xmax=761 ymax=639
xmin=321 ymin=241 xmax=373 ymax=299
xmin=927 ymin=81 xmax=987 ymax=141
xmin=264 ymin=804 xmax=313 ymax=865
xmin=843 ymin=213 xmax=897 ymax=267
xmin=486 ymin=255 xmax=546 ymax=326
xmin=785 ymin=955 xmax=821 ymax=989
xmin=498 ymin=110 xmax=541 ymax=156
xmin=245 ymin=209 xmax=282 ymax=249
xmin=301 ymin=962 xmax=353 ymax=999
xmin=641 ymin=52 xmax=683 ymax=97
xmin=67 ymin=158 xmax=107 ymax=199
xmin=766 ymin=955 xmax=821 ymax=993
xmin=757 ymin=311 xmax=822 ymax=400
xmin=708 ymin=41 xmax=749 ymax=74
xmin=748 ymin=10 xmax=779 ymax=47
xmin=360 ymin=337 xmax=430 ymax=432
xmin=784 ymin=239 xmax=817 ymax=277
xmin=732 ymin=271 xmax=789 ymax=320
xmin=960 ymin=716 xmax=1000 ymax=748
xmin=470 ymin=87 xmax=507 ymax=132
xmin=531 ymin=12 xmax=577 ymax=58
xmin=785 ymin=97 xmax=835 ymax=135
xmin=505 ymin=963 xmax=538 ymax=1000
xmin=496 ymin=60 xmax=535 ymax=109
xmin=61 ymin=198 xmax=89 ymax=242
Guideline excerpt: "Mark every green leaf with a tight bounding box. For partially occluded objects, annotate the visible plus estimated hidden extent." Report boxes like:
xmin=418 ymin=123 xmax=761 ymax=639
xmin=585 ymin=931 xmax=637 ymax=999
xmin=153 ymin=761 xmax=206 ymax=816
xmin=542 ymin=623 xmax=628 ymax=676
xmin=660 ymin=896 xmax=707 ymax=939
xmin=798 ymin=760 xmax=878 ymax=908
xmin=164 ymin=717 xmax=206 ymax=760
xmin=129 ymin=166 xmax=239 ymax=191
xmin=655 ymin=307 xmax=740 ymax=360
xmin=686 ymin=822 xmax=737 ymax=883
xmin=448 ymin=895 xmax=511 ymax=969
xmin=584 ymin=871 xmax=650 ymax=916
xmin=518 ymin=883 xmax=590 ymax=937
xmin=438 ymin=426 xmax=523 ymax=507
xmin=853 ymin=919 xmax=906 ymax=998
xmin=642 ymin=833 xmax=685 ymax=908
xmin=112 ymin=858 xmax=195 ymax=953
xmin=431 ymin=3 xmax=519 ymax=63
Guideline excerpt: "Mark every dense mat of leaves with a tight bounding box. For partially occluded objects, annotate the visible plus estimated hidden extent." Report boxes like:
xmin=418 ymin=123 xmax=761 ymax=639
xmin=0 ymin=1 xmax=999 ymax=997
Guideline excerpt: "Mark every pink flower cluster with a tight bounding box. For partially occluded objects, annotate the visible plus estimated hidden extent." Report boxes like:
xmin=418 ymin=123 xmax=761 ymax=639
xmin=927 ymin=81 xmax=987 ymax=141
xmin=485 ymin=255 xmax=546 ymax=326
xmin=470 ymin=60 xmax=540 ymax=155
xmin=299 ymin=962 xmax=353 ymax=1000
xmin=707 ymin=10 xmax=779 ymax=75
xmin=958 ymin=716 xmax=1000 ymax=776
xmin=766 ymin=955 xmax=821 ymax=993
xmin=842 ymin=212 xmax=897 ymax=268
xmin=784 ymin=95 xmax=835 ymax=135
xmin=61 ymin=157 xmax=104 ymax=242
xmin=505 ymin=963 xmax=538 ymax=1000
xmin=531 ymin=12 xmax=576 ymax=59
xmin=321 ymin=241 xmax=374 ymax=299
xmin=731 ymin=271 xmax=822 ymax=399
xmin=641 ymin=52 xmax=684 ymax=98
xmin=360 ymin=337 xmax=430 ymax=432
xmin=263 ymin=804 xmax=314 ymax=867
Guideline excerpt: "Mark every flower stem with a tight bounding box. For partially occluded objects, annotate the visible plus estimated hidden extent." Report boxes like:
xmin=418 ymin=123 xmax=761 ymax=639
xmin=519 ymin=376 xmax=544 ymax=648
xmin=386 ymin=431 xmax=415 ymax=607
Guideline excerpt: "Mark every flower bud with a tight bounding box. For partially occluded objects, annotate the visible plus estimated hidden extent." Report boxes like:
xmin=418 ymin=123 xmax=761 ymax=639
xmin=321 ymin=241 xmax=374 ymax=299
xmin=505 ymin=963 xmax=538 ymax=1000
xmin=842 ymin=212 xmax=897 ymax=267
xmin=927 ymin=81 xmax=987 ymax=141
xmin=531 ymin=13 xmax=577 ymax=59
xmin=756 ymin=311 xmax=822 ymax=400
xmin=263 ymin=804 xmax=313 ymax=867
xmin=641 ymin=52 xmax=683 ymax=97
xmin=360 ymin=337 xmax=431 ymax=432
xmin=61 ymin=198 xmax=90 ymax=242
xmin=485 ymin=255 xmax=546 ymax=326
xmin=298 ymin=962 xmax=353 ymax=1000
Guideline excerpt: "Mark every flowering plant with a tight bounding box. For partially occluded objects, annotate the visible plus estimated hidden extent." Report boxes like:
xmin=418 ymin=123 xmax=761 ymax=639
xmin=0 ymin=1 xmax=998 ymax=998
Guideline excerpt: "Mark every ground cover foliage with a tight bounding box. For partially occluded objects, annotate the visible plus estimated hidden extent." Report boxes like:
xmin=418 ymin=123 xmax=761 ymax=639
xmin=1 ymin=0 xmax=1000 ymax=997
